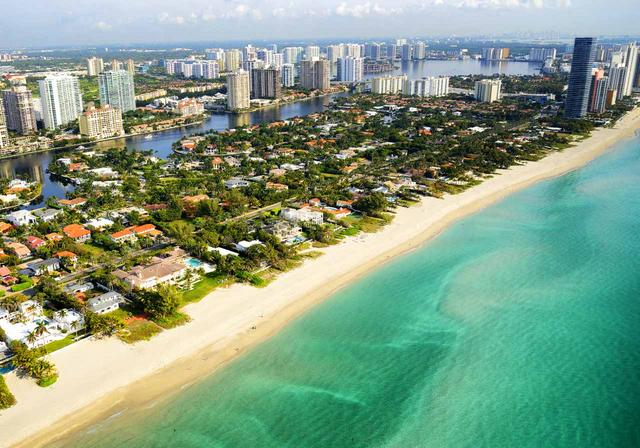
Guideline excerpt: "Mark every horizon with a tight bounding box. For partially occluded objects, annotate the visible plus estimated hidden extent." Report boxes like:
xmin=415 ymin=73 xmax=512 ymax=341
xmin=2 ymin=0 xmax=639 ymax=49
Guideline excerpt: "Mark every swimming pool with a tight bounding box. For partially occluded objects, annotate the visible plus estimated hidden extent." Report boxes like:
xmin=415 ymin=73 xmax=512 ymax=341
xmin=185 ymin=258 xmax=203 ymax=268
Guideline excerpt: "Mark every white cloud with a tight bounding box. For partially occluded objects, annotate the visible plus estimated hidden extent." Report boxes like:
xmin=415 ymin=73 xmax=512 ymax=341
xmin=94 ymin=21 xmax=112 ymax=31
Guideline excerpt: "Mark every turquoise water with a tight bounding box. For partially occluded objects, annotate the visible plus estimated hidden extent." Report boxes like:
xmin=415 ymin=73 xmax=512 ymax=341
xmin=57 ymin=136 xmax=640 ymax=448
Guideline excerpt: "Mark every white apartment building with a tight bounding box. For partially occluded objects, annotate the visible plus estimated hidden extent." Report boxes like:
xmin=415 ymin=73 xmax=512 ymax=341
xmin=79 ymin=105 xmax=124 ymax=139
xmin=227 ymin=70 xmax=250 ymax=111
xmin=98 ymin=70 xmax=136 ymax=113
xmin=403 ymin=76 xmax=450 ymax=97
xmin=38 ymin=74 xmax=83 ymax=129
xmin=337 ymin=57 xmax=364 ymax=82
xmin=475 ymin=79 xmax=502 ymax=103
xmin=282 ymin=64 xmax=296 ymax=87
xmin=86 ymin=57 xmax=104 ymax=76
xmin=372 ymin=75 xmax=407 ymax=94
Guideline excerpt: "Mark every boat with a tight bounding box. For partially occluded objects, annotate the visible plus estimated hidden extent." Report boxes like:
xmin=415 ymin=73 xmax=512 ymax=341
xmin=144 ymin=134 xmax=154 ymax=140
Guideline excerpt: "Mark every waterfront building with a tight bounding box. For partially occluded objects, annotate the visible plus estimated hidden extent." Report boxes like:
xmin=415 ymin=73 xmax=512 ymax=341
xmin=337 ymin=57 xmax=364 ymax=82
xmin=404 ymin=76 xmax=450 ymax=97
xmin=565 ymin=37 xmax=596 ymax=118
xmin=251 ymin=68 xmax=281 ymax=99
xmin=371 ymin=75 xmax=407 ymax=94
xmin=98 ymin=70 xmax=136 ymax=113
xmin=86 ymin=57 xmax=104 ymax=76
xmin=474 ymin=79 xmax=502 ymax=103
xmin=401 ymin=44 xmax=412 ymax=61
xmin=304 ymin=45 xmax=320 ymax=61
xmin=38 ymin=74 xmax=83 ymax=129
xmin=589 ymin=71 xmax=609 ymax=114
xmin=224 ymin=50 xmax=242 ymax=72
xmin=300 ymin=59 xmax=330 ymax=90
xmin=608 ymin=65 xmax=627 ymax=100
xmin=0 ymin=101 xmax=9 ymax=149
xmin=414 ymin=42 xmax=426 ymax=60
xmin=79 ymin=105 xmax=124 ymax=139
xmin=529 ymin=48 xmax=557 ymax=62
xmin=227 ymin=70 xmax=250 ymax=111
xmin=386 ymin=44 xmax=397 ymax=60
xmin=482 ymin=47 xmax=510 ymax=61
xmin=2 ymin=86 xmax=37 ymax=134
xmin=344 ymin=44 xmax=362 ymax=58
xmin=620 ymin=43 xmax=638 ymax=97
xmin=282 ymin=64 xmax=295 ymax=87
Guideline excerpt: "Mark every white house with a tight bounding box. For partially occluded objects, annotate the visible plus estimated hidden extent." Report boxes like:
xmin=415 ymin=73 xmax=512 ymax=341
xmin=235 ymin=240 xmax=264 ymax=252
xmin=5 ymin=209 xmax=37 ymax=227
xmin=208 ymin=246 xmax=239 ymax=257
xmin=281 ymin=208 xmax=324 ymax=225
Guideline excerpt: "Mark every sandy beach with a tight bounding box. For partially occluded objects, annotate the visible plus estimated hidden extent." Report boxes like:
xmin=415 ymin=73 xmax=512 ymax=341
xmin=2 ymin=107 xmax=640 ymax=448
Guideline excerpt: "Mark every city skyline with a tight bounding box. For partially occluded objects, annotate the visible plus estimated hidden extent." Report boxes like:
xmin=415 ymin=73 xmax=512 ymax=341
xmin=2 ymin=0 xmax=639 ymax=49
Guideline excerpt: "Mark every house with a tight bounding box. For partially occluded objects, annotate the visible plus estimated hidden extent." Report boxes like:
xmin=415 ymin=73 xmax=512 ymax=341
xmin=62 ymin=224 xmax=92 ymax=243
xmin=6 ymin=242 xmax=31 ymax=259
xmin=55 ymin=251 xmax=78 ymax=264
xmin=281 ymin=208 xmax=324 ymax=225
xmin=266 ymin=182 xmax=289 ymax=191
xmin=85 ymin=218 xmax=115 ymax=230
xmin=0 ymin=222 xmax=13 ymax=234
xmin=110 ymin=228 xmax=137 ymax=244
xmin=235 ymin=240 xmax=264 ymax=253
xmin=45 ymin=232 xmax=64 ymax=242
xmin=25 ymin=236 xmax=46 ymax=250
xmin=5 ymin=210 xmax=37 ymax=227
xmin=87 ymin=291 xmax=126 ymax=314
xmin=264 ymin=221 xmax=302 ymax=242
xmin=58 ymin=197 xmax=87 ymax=209
xmin=114 ymin=257 xmax=188 ymax=289
xmin=207 ymin=247 xmax=239 ymax=257
xmin=0 ymin=266 xmax=11 ymax=277
xmin=336 ymin=199 xmax=354 ymax=208
xmin=31 ymin=208 xmax=62 ymax=222
xmin=324 ymin=208 xmax=352 ymax=220
xmin=211 ymin=157 xmax=224 ymax=170
xmin=224 ymin=178 xmax=250 ymax=189
xmin=109 ymin=224 xmax=161 ymax=244
xmin=64 ymin=282 xmax=93 ymax=295
xmin=88 ymin=167 xmax=118 ymax=178
xmin=53 ymin=309 xmax=85 ymax=332
xmin=27 ymin=258 xmax=60 ymax=276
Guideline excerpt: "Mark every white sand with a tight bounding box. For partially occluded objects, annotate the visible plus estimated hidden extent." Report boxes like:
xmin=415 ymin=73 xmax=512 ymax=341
xmin=2 ymin=107 xmax=640 ymax=447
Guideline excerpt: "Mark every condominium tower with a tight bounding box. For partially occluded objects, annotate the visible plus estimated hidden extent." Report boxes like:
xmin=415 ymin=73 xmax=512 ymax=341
xmin=227 ymin=70 xmax=250 ymax=111
xmin=299 ymin=59 xmax=330 ymax=90
xmin=98 ymin=70 xmax=136 ymax=113
xmin=38 ymin=74 xmax=84 ymax=129
xmin=565 ymin=37 xmax=596 ymax=118
xmin=2 ymin=86 xmax=37 ymax=134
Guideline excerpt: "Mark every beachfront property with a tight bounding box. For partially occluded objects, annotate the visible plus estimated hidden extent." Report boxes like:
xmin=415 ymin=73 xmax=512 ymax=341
xmin=0 ymin=300 xmax=84 ymax=348
xmin=264 ymin=220 xmax=302 ymax=243
xmin=208 ymin=247 xmax=239 ymax=257
xmin=114 ymin=248 xmax=188 ymax=289
xmin=87 ymin=291 xmax=126 ymax=314
xmin=235 ymin=240 xmax=264 ymax=252
xmin=281 ymin=207 xmax=324 ymax=225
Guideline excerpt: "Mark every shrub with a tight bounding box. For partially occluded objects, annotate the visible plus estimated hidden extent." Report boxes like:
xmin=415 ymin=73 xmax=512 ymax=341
xmin=0 ymin=375 xmax=17 ymax=409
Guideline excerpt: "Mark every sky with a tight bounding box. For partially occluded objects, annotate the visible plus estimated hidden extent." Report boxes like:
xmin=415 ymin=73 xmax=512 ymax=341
xmin=1 ymin=0 xmax=639 ymax=49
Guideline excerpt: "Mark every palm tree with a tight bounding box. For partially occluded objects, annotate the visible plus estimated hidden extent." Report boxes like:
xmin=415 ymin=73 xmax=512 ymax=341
xmin=26 ymin=331 xmax=37 ymax=347
xmin=34 ymin=320 xmax=49 ymax=338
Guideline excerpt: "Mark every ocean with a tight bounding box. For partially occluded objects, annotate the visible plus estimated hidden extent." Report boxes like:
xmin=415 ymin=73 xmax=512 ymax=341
xmin=55 ymin=135 xmax=640 ymax=447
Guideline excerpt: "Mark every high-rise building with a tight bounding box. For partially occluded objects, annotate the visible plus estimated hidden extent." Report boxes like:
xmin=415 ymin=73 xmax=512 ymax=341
xmin=482 ymin=48 xmax=510 ymax=61
xmin=281 ymin=64 xmax=295 ymax=87
xmin=327 ymin=45 xmax=342 ymax=63
xmin=206 ymin=48 xmax=225 ymax=61
xmin=0 ymin=100 xmax=9 ymax=149
xmin=414 ymin=42 xmax=426 ymax=60
xmin=86 ymin=57 xmax=104 ymax=76
xmin=589 ymin=70 xmax=609 ymax=114
xmin=608 ymin=65 xmax=626 ymax=100
xmin=620 ymin=43 xmax=638 ymax=97
xmin=110 ymin=59 xmax=122 ymax=71
xmin=224 ymin=50 xmax=242 ymax=72
xmin=367 ymin=43 xmax=382 ymax=61
xmin=227 ymin=70 xmax=250 ymax=111
xmin=386 ymin=44 xmax=397 ymax=60
xmin=243 ymin=45 xmax=257 ymax=62
xmin=251 ymin=68 xmax=281 ymax=99
xmin=474 ymin=79 xmax=502 ymax=103
xmin=305 ymin=45 xmax=320 ymax=61
xmin=2 ymin=86 xmax=37 ymax=134
xmin=529 ymin=48 xmax=557 ymax=62
xmin=299 ymin=59 xmax=330 ymax=90
xmin=401 ymin=44 xmax=412 ymax=61
xmin=79 ymin=105 xmax=125 ymax=139
xmin=371 ymin=75 xmax=407 ymax=94
xmin=99 ymin=70 xmax=136 ymax=113
xmin=271 ymin=53 xmax=283 ymax=70
xmin=404 ymin=76 xmax=450 ymax=97
xmin=344 ymin=44 xmax=361 ymax=58
xmin=125 ymin=59 xmax=136 ymax=75
xmin=565 ymin=37 xmax=596 ymax=118
xmin=337 ymin=57 xmax=364 ymax=82
xmin=38 ymin=74 xmax=84 ymax=129
xmin=282 ymin=47 xmax=303 ymax=64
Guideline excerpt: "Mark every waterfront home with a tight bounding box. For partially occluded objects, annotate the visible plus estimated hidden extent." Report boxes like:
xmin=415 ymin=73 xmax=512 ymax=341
xmin=27 ymin=258 xmax=60 ymax=276
xmin=25 ymin=236 xmax=46 ymax=250
xmin=323 ymin=208 xmax=352 ymax=220
xmin=88 ymin=167 xmax=119 ymax=178
xmin=207 ymin=247 xmax=239 ymax=257
xmin=235 ymin=240 xmax=264 ymax=253
xmin=264 ymin=221 xmax=302 ymax=243
xmin=31 ymin=207 xmax=62 ymax=222
xmin=53 ymin=309 xmax=85 ymax=332
xmin=6 ymin=242 xmax=31 ymax=259
xmin=6 ymin=210 xmax=37 ymax=227
xmin=281 ymin=207 xmax=324 ymax=225
xmin=62 ymin=224 xmax=92 ymax=243
xmin=0 ymin=301 xmax=76 ymax=348
xmin=58 ymin=197 xmax=87 ymax=209
xmin=87 ymin=291 xmax=125 ymax=314
xmin=0 ymin=194 xmax=19 ymax=204
xmin=114 ymin=256 xmax=187 ymax=290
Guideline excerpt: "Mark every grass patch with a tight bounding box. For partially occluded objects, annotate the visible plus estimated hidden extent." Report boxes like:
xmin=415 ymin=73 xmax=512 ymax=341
xmin=118 ymin=319 xmax=162 ymax=344
xmin=181 ymin=273 xmax=233 ymax=303
xmin=43 ymin=334 xmax=76 ymax=354
xmin=340 ymin=227 xmax=360 ymax=237
xmin=37 ymin=375 xmax=58 ymax=388
xmin=154 ymin=311 xmax=191 ymax=329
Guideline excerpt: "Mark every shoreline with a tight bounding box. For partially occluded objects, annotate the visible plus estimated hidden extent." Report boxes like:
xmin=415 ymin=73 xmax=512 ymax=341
xmin=2 ymin=107 xmax=640 ymax=448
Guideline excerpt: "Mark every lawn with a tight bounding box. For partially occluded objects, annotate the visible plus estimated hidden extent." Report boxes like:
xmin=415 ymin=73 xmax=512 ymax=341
xmin=43 ymin=334 xmax=76 ymax=354
xmin=181 ymin=273 xmax=233 ymax=303
xmin=118 ymin=318 xmax=162 ymax=344
xmin=154 ymin=311 xmax=190 ymax=329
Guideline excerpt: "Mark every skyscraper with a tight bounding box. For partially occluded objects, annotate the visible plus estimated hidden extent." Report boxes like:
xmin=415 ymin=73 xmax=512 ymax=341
xmin=125 ymin=59 xmax=136 ymax=75
xmin=281 ymin=64 xmax=295 ymax=87
xmin=98 ymin=70 xmax=136 ymax=113
xmin=251 ymin=68 xmax=281 ymax=99
xmin=620 ymin=42 xmax=638 ymax=97
xmin=474 ymin=79 xmax=502 ymax=103
xmin=565 ymin=37 xmax=596 ymax=118
xmin=2 ymin=86 xmax=37 ymax=134
xmin=79 ymin=105 xmax=125 ymax=139
xmin=86 ymin=57 xmax=104 ymax=76
xmin=0 ymin=100 xmax=9 ymax=149
xmin=300 ymin=60 xmax=330 ymax=90
xmin=224 ymin=50 xmax=242 ymax=72
xmin=337 ymin=57 xmax=364 ymax=82
xmin=588 ymin=69 xmax=609 ymax=113
xmin=304 ymin=45 xmax=320 ymax=61
xmin=227 ymin=70 xmax=250 ymax=111
xmin=38 ymin=74 xmax=84 ymax=129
